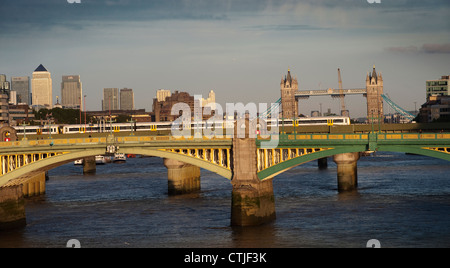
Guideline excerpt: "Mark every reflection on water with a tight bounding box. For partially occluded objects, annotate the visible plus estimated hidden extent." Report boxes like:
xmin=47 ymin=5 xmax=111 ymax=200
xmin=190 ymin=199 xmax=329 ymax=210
xmin=0 ymin=152 xmax=449 ymax=248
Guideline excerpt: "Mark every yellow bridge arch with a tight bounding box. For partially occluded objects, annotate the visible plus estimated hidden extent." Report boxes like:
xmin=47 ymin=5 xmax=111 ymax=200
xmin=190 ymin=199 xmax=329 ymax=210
xmin=0 ymin=136 xmax=234 ymax=188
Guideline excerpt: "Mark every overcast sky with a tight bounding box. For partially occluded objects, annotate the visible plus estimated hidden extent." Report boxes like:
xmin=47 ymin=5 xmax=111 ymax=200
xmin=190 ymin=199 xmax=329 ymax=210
xmin=1 ymin=0 xmax=449 ymax=117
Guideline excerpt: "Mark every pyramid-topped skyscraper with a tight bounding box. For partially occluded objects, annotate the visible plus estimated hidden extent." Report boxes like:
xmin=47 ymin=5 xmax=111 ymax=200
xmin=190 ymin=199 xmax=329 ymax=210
xmin=32 ymin=64 xmax=53 ymax=109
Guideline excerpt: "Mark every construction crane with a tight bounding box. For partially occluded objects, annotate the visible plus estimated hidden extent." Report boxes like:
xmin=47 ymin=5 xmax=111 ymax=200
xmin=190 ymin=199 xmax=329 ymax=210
xmin=338 ymin=68 xmax=347 ymax=116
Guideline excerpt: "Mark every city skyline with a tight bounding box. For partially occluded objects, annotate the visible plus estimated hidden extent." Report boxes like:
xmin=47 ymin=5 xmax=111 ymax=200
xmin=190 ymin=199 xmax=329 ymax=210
xmin=1 ymin=0 xmax=450 ymax=117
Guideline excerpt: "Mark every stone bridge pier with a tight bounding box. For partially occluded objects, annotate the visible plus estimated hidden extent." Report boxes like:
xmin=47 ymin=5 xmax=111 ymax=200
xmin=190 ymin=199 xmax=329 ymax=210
xmin=83 ymin=156 xmax=97 ymax=175
xmin=231 ymin=120 xmax=276 ymax=226
xmin=0 ymin=185 xmax=26 ymax=230
xmin=333 ymin=152 xmax=360 ymax=192
xmin=164 ymin=159 xmax=201 ymax=195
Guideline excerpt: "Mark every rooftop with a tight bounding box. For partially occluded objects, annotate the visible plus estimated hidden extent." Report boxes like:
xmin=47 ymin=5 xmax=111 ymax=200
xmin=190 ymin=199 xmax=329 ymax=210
xmin=34 ymin=64 xmax=48 ymax=72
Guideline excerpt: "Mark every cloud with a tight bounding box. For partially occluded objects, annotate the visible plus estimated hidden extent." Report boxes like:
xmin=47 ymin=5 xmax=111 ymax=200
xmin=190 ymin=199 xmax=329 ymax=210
xmin=385 ymin=46 xmax=420 ymax=53
xmin=244 ymin=24 xmax=330 ymax=32
xmin=422 ymin=43 xmax=450 ymax=54
xmin=2 ymin=0 xmax=450 ymax=35
xmin=385 ymin=43 xmax=450 ymax=54
xmin=0 ymin=0 xmax=241 ymax=35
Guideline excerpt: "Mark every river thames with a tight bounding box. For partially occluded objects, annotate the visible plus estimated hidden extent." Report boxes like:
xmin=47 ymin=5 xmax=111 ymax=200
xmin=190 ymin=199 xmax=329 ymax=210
xmin=0 ymin=152 xmax=449 ymax=248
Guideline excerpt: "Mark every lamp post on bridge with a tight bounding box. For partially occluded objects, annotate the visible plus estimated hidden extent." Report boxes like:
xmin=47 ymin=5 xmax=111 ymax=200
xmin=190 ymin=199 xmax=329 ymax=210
xmin=84 ymin=95 xmax=87 ymax=132
xmin=128 ymin=117 xmax=136 ymax=136
xmin=21 ymin=121 xmax=29 ymax=141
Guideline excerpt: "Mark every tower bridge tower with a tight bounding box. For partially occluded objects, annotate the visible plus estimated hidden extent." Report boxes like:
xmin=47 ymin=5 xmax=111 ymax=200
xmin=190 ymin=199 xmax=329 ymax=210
xmin=280 ymin=69 xmax=299 ymax=119
xmin=366 ymin=66 xmax=384 ymax=124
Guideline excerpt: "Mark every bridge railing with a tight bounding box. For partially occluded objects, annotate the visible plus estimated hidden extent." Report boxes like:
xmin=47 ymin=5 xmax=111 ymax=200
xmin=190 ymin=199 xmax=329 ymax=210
xmin=1 ymin=132 xmax=449 ymax=152
xmin=0 ymin=135 xmax=233 ymax=149
xmin=275 ymin=133 xmax=450 ymax=141
xmin=257 ymin=132 xmax=450 ymax=148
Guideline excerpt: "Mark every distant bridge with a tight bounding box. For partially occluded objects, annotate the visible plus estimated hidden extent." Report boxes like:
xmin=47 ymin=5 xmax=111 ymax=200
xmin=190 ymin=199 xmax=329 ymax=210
xmin=281 ymin=66 xmax=415 ymax=124
xmin=295 ymin=88 xmax=367 ymax=98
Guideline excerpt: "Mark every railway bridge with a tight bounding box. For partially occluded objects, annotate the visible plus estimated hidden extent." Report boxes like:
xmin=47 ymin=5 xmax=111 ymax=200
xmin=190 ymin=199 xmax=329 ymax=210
xmin=1 ymin=122 xmax=449 ymax=229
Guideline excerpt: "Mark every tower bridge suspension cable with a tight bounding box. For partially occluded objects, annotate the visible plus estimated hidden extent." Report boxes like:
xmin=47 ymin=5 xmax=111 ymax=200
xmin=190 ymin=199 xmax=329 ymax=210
xmin=381 ymin=94 xmax=416 ymax=121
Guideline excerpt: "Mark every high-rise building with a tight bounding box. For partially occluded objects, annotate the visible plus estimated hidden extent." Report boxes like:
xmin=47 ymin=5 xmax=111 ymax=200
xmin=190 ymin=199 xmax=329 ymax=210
xmin=365 ymin=66 xmax=384 ymax=124
xmin=0 ymin=93 xmax=9 ymax=123
xmin=120 ymin=88 xmax=135 ymax=110
xmin=280 ymin=69 xmax=299 ymax=119
xmin=0 ymin=75 xmax=6 ymax=87
xmin=61 ymin=75 xmax=83 ymax=109
xmin=152 ymin=90 xmax=214 ymax=122
xmin=32 ymin=64 xmax=53 ymax=109
xmin=426 ymin=75 xmax=449 ymax=99
xmin=156 ymin=89 xmax=172 ymax=102
xmin=0 ymin=74 xmax=10 ymax=92
xmin=201 ymin=90 xmax=216 ymax=110
xmin=8 ymin=91 xmax=17 ymax=105
xmin=103 ymin=88 xmax=119 ymax=111
xmin=11 ymin=76 xmax=30 ymax=105
xmin=0 ymin=75 xmax=11 ymax=107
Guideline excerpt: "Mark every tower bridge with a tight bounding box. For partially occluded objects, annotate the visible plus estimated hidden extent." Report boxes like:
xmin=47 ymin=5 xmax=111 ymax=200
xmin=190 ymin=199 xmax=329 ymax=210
xmin=281 ymin=66 xmax=385 ymax=123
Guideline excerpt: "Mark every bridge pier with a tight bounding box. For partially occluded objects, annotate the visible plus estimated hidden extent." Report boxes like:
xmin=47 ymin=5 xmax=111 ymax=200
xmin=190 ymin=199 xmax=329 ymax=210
xmin=164 ymin=159 xmax=201 ymax=195
xmin=333 ymin=152 xmax=360 ymax=192
xmin=231 ymin=179 xmax=276 ymax=227
xmin=318 ymin=157 xmax=328 ymax=170
xmin=83 ymin=156 xmax=96 ymax=175
xmin=231 ymin=120 xmax=276 ymax=226
xmin=0 ymin=185 xmax=26 ymax=231
xmin=22 ymin=172 xmax=47 ymax=197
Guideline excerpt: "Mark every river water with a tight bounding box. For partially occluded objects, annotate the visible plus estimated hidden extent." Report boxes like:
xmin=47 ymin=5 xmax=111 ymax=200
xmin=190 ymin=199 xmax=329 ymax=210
xmin=0 ymin=152 xmax=449 ymax=248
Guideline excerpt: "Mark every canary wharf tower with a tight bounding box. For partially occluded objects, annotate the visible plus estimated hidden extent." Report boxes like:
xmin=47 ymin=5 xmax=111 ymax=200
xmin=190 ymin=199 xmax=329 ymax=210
xmin=32 ymin=64 xmax=53 ymax=109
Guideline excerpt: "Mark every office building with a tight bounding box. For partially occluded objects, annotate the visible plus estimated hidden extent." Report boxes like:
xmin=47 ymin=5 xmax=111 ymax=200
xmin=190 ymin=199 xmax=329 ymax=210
xmin=156 ymin=89 xmax=172 ymax=102
xmin=1 ymin=75 xmax=11 ymax=111
xmin=426 ymin=75 xmax=449 ymax=99
xmin=200 ymin=90 xmax=216 ymax=110
xmin=0 ymin=93 xmax=9 ymax=123
xmin=9 ymin=91 xmax=17 ymax=105
xmin=120 ymin=88 xmax=135 ymax=111
xmin=32 ymin=64 xmax=53 ymax=109
xmin=103 ymin=88 xmax=119 ymax=111
xmin=8 ymin=104 xmax=34 ymax=125
xmin=153 ymin=91 xmax=195 ymax=122
xmin=418 ymin=95 xmax=450 ymax=122
xmin=11 ymin=76 xmax=30 ymax=105
xmin=0 ymin=74 xmax=10 ymax=92
xmin=152 ymin=90 xmax=214 ymax=122
xmin=61 ymin=75 xmax=83 ymax=109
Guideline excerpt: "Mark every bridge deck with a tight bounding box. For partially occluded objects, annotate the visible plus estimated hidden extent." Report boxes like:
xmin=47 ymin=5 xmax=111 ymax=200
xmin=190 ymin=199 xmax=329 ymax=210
xmin=295 ymin=88 xmax=367 ymax=97
xmin=0 ymin=129 xmax=449 ymax=187
xmin=0 ymin=135 xmax=233 ymax=154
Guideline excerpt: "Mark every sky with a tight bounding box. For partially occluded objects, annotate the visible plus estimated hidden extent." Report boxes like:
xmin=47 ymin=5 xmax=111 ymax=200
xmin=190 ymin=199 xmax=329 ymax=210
xmin=1 ymin=0 xmax=449 ymax=118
